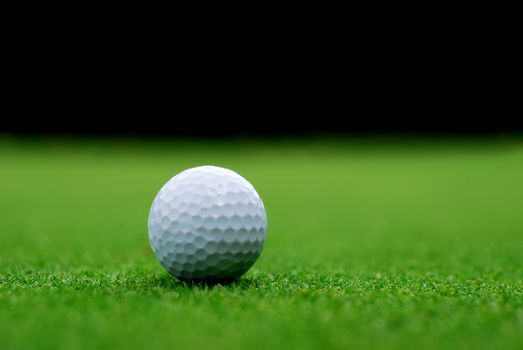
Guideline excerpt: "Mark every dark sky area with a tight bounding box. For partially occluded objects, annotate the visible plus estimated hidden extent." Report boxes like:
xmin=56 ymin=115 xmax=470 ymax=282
xmin=4 ymin=23 xmax=519 ymax=137
xmin=4 ymin=49 xmax=519 ymax=136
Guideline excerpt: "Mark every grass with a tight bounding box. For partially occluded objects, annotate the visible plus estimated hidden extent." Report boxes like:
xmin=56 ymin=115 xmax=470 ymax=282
xmin=0 ymin=135 xmax=522 ymax=350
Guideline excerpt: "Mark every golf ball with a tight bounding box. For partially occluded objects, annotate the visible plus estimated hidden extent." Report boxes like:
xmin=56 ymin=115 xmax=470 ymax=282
xmin=148 ymin=165 xmax=267 ymax=280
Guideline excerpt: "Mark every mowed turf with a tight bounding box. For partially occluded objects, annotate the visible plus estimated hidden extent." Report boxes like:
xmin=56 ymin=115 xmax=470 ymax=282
xmin=0 ymin=136 xmax=522 ymax=350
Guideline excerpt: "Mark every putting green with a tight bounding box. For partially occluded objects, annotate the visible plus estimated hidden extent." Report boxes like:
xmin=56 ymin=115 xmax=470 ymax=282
xmin=0 ymin=136 xmax=522 ymax=350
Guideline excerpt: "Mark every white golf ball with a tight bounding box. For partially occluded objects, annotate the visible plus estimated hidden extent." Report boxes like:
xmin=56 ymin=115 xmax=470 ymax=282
xmin=148 ymin=165 xmax=267 ymax=280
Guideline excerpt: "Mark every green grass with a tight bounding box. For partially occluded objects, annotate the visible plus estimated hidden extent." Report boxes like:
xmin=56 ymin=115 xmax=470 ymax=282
xmin=1 ymin=136 xmax=522 ymax=350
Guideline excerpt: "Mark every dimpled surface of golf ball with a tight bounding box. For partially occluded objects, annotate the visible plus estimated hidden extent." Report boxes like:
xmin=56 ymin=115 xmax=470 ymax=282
xmin=148 ymin=165 xmax=267 ymax=280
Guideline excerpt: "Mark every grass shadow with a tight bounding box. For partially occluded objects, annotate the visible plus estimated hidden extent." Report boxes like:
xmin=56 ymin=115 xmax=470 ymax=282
xmin=148 ymin=272 xmax=262 ymax=290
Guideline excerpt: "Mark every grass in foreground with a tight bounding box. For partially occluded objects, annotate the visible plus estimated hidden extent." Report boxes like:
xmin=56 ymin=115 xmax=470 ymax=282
xmin=0 ymin=136 xmax=522 ymax=350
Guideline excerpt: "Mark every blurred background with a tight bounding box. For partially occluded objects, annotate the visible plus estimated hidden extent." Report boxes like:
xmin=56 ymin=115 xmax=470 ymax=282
xmin=2 ymin=123 xmax=522 ymax=265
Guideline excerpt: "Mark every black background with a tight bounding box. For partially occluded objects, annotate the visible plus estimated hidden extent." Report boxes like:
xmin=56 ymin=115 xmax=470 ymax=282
xmin=4 ymin=28 xmax=520 ymax=137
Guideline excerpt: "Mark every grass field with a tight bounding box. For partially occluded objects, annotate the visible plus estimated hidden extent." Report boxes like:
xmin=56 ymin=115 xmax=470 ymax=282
xmin=1 ymin=136 xmax=522 ymax=350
